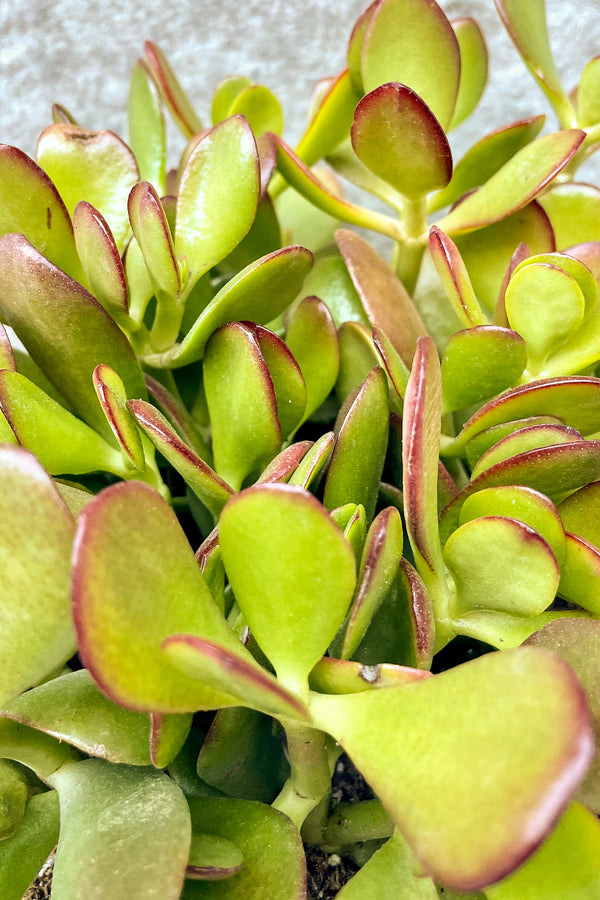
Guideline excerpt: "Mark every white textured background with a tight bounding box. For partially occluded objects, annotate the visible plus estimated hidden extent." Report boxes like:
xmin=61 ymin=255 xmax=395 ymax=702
xmin=2 ymin=0 xmax=600 ymax=176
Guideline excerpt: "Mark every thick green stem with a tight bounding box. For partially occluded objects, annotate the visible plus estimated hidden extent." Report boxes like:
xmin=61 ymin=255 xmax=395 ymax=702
xmin=271 ymin=722 xmax=332 ymax=831
xmin=321 ymin=800 xmax=394 ymax=851
xmin=393 ymin=197 xmax=428 ymax=294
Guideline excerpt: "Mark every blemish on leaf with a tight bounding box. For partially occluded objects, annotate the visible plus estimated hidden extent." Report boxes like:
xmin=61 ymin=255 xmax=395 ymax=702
xmin=358 ymin=664 xmax=380 ymax=684
xmin=46 ymin=207 xmax=52 ymax=229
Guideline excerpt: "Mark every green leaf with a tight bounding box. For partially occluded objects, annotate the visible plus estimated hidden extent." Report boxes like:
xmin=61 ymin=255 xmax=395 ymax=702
xmin=187 ymin=832 xmax=244 ymax=880
xmin=493 ymin=0 xmax=575 ymax=124
xmin=128 ymin=59 xmax=167 ymax=195
xmin=558 ymin=480 xmax=600 ymax=549
xmin=128 ymin=180 xmax=180 ymax=298
xmin=0 ymin=446 xmax=76 ymax=704
xmin=146 ymin=245 xmax=313 ymax=368
xmin=0 ymin=370 xmax=126 ymax=476
xmin=37 ymin=123 xmax=139 ymax=253
xmin=324 ymin=367 xmax=390 ymax=523
xmin=0 ymin=760 xmax=29 ymax=839
xmin=287 ymin=431 xmax=335 ymax=491
xmin=359 ymin=0 xmax=460 ymax=130
xmin=72 ymin=480 xmax=246 ymax=713
xmin=0 ymin=790 xmax=59 ymax=900
xmin=310 ymin=647 xmax=593 ymax=891
xmin=50 ymin=759 xmax=191 ymax=900
xmin=175 ymin=116 xmax=260 ymax=286
xmin=463 ymin=416 xmax=563 ymax=469
xmin=428 ymin=227 xmax=487 ymax=328
xmin=219 ymin=484 xmax=356 ymax=696
xmin=441 ymin=327 xmax=527 ymax=412
xmin=1 ymin=670 xmax=154 ymax=765
xmin=203 ymin=322 xmax=281 ymax=490
xmin=0 ymin=718 xmax=80 ymax=782
xmin=73 ymin=200 xmax=129 ymax=315
xmin=338 ymin=830 xmax=438 ymax=899
xmin=286 ymin=294 xmax=339 ymax=424
xmin=347 ymin=1 xmax=378 ymax=92
xmin=336 ymin=321 xmax=381 ymax=404
xmin=351 ymin=83 xmax=452 ymax=199
xmin=0 ymin=143 xmax=84 ymax=282
xmin=538 ymin=182 xmax=600 ymax=248
xmin=577 ymin=56 xmax=600 ymax=127
xmin=470 ymin=424 xmax=585 ymax=480
xmin=431 ymin=116 xmax=545 ymax=212
xmin=211 ymin=76 xmax=252 ymax=125
xmin=150 ymin=713 xmax=193 ymax=769
xmin=309 ymin=656 xmax=431 ymax=694
xmin=93 ymin=364 xmax=147 ymax=471
xmin=556 ymin=533 xmax=600 ymax=616
xmin=0 ymin=235 xmax=146 ymax=445
xmin=143 ymin=41 xmax=203 ymax=138
xmin=295 ymin=69 xmax=362 ymax=166
xmin=182 ymin=797 xmax=305 ymax=899
xmin=448 ymin=17 xmax=488 ymax=130
xmin=436 ymin=131 xmax=584 ymax=236
xmin=484 ymin=802 xmax=600 ymax=899
xmin=444 ymin=516 xmax=559 ymax=617
xmin=256 ymin=441 xmax=313 ymax=486
xmin=252 ymin=324 xmax=306 ymax=439
xmin=336 ymin=229 xmax=427 ymax=367
xmin=128 ymin=400 xmax=233 ymax=518
xmin=229 ymin=85 xmax=284 ymax=136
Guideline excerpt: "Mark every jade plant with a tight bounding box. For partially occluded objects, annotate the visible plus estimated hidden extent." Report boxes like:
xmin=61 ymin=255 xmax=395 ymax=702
xmin=2 ymin=0 xmax=600 ymax=897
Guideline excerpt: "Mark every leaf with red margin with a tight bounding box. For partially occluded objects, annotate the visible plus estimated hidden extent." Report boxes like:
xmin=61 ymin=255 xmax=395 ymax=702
xmin=162 ymin=635 xmax=310 ymax=721
xmin=336 ymin=321 xmax=381 ymax=404
xmin=448 ymin=17 xmax=488 ymax=130
xmin=37 ymin=124 xmax=139 ymax=253
xmin=558 ymin=480 xmax=600 ymax=549
xmin=288 ymin=431 xmax=335 ymax=492
xmin=73 ymin=201 xmax=129 ymax=314
xmin=324 ymin=367 xmax=389 ymax=523
xmin=143 ymin=41 xmax=203 ymax=138
xmin=218 ymin=484 xmax=356 ymax=696
xmin=203 ymin=322 xmax=281 ymax=490
xmin=0 ymin=324 xmax=15 ymax=371
xmin=336 ymin=229 xmax=427 ymax=367
xmin=436 ymin=131 xmax=584 ymax=236
xmin=557 ymin=533 xmax=600 ymax=616
xmin=347 ymin=1 xmax=379 ymax=92
xmin=72 ymin=480 xmax=248 ymax=713
xmin=250 ymin=324 xmax=307 ymax=439
xmin=286 ymin=294 xmax=339 ymax=424
xmin=402 ymin=336 xmax=445 ymax=579
xmin=175 ymin=117 xmax=260 ymax=287
xmin=128 ymin=181 xmax=180 ymax=298
xmin=429 ymin=227 xmax=487 ymax=328
xmin=93 ymin=364 xmax=145 ymax=470
xmin=0 ymin=235 xmax=146 ymax=445
xmin=539 ymin=182 xmax=600 ymax=249
xmin=0 ymin=143 xmax=84 ymax=283
xmin=296 ymin=69 xmax=362 ymax=167
xmin=150 ymin=713 xmax=193 ymax=769
xmin=256 ymin=441 xmax=313 ymax=485
xmin=359 ymin=0 xmax=460 ymax=130
xmin=128 ymin=59 xmax=167 ymax=195
xmin=186 ymin=832 xmax=244 ymax=881
xmin=309 ymin=647 xmax=594 ymax=891
xmin=351 ymin=83 xmax=452 ymax=199
xmin=128 ymin=399 xmax=233 ymax=518
xmin=526 ymin=620 xmax=600 ymax=814
xmin=430 ymin=117 xmax=545 ymax=212
xmin=0 ymin=446 xmax=76 ymax=705
xmin=309 ymin=656 xmax=431 ymax=694
xmin=470 ymin=424 xmax=584 ymax=480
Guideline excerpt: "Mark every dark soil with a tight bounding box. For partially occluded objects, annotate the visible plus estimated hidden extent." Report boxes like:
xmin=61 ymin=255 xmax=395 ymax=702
xmin=23 ymin=854 xmax=53 ymax=899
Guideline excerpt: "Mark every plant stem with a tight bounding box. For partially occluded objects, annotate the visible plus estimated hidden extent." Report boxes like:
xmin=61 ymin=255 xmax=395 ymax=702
xmin=272 ymin=722 xmax=332 ymax=831
xmin=321 ymin=800 xmax=394 ymax=851
xmin=392 ymin=197 xmax=428 ymax=294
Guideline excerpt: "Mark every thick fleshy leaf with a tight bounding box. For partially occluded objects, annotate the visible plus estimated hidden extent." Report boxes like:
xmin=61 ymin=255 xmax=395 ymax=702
xmin=182 ymin=797 xmax=306 ymax=899
xmin=441 ymin=327 xmax=527 ymax=412
xmin=129 ymin=400 xmax=233 ymax=517
xmin=0 ymin=760 xmax=29 ymax=840
xmin=436 ymin=131 xmax=584 ymax=236
xmin=577 ymin=56 xmax=600 ymax=127
xmin=251 ymin=324 xmax=306 ymax=439
xmin=296 ymin=69 xmax=362 ymax=166
xmin=146 ymin=245 xmax=313 ymax=368
xmin=485 ymin=802 xmax=600 ymax=899
xmin=286 ymin=295 xmax=339 ymax=424
xmin=162 ymin=635 xmax=309 ymax=720
xmin=342 ymin=507 xmax=404 ymax=659
xmin=525 ymin=619 xmax=600 ymax=813
xmin=204 ymin=322 xmax=281 ymax=490
xmin=0 ymin=144 xmax=84 ymax=281
xmin=128 ymin=180 xmax=180 ymax=299
xmin=444 ymin=517 xmax=559 ymax=617
xmin=336 ymin=229 xmax=427 ymax=366
xmin=459 ymin=485 xmax=565 ymax=564
xmin=309 ymin=656 xmax=430 ymax=694
xmin=0 ymin=718 xmax=80 ymax=782
xmin=187 ymin=832 xmax=244 ymax=881
xmin=93 ymin=363 xmax=146 ymax=470
xmin=50 ymin=759 xmax=191 ymax=900
xmin=324 ymin=367 xmax=389 ymax=523
xmin=272 ymin=135 xmax=405 ymax=242
xmin=493 ymin=0 xmax=575 ymax=122
xmin=211 ymin=76 xmax=252 ymax=124
xmin=0 ymin=234 xmax=146 ymax=444
xmin=431 ymin=117 xmax=545 ymax=213
xmin=37 ymin=124 xmax=139 ymax=252
xmin=372 ymin=327 xmax=410 ymax=404
xmin=338 ymin=830 xmax=438 ymax=899
xmin=228 ymin=85 xmax=283 ymax=137
xmin=256 ymin=441 xmax=313 ymax=486
xmin=558 ymin=480 xmax=600 ymax=548
xmin=556 ymin=533 xmax=600 ymax=616
xmin=72 ymin=480 xmax=246 ymax=713
xmin=0 ymin=370 xmax=126 ymax=476
xmin=219 ymin=484 xmax=356 ymax=695
xmin=0 ymin=790 xmax=60 ymax=900
xmin=448 ymin=18 xmax=488 ymax=130
xmin=150 ymin=713 xmax=193 ymax=769
xmin=463 ymin=416 xmax=564 ymax=469
xmin=336 ymin=321 xmax=381 ymax=403
xmin=309 ymin=647 xmax=593 ymax=891
xmin=175 ymin=116 xmax=260 ymax=285
xmin=0 ymin=670 xmax=153 ymax=765
xmin=359 ymin=0 xmax=460 ymax=130
xmin=351 ymin=83 xmax=452 ymax=199
xmin=128 ymin=59 xmax=167 ymax=194
xmin=143 ymin=41 xmax=203 ymax=138
xmin=403 ymin=336 xmax=445 ymax=580
xmin=451 ymin=608 xmax=588 ymax=652
xmin=0 ymin=446 xmax=75 ymax=704
xmin=470 ymin=423 xmax=583 ymax=480
xmin=347 ymin=1 xmax=378 ymax=91
xmin=429 ymin=227 xmax=486 ymax=328
xmin=73 ymin=201 xmax=129 ymax=314
xmin=445 ymin=377 xmax=600 ymax=456
xmin=287 ymin=431 xmax=335 ymax=491
xmin=538 ymin=182 xmax=600 ymax=248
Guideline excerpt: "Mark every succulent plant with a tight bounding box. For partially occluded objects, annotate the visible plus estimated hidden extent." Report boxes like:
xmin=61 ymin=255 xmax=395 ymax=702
xmin=2 ymin=0 xmax=600 ymax=898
